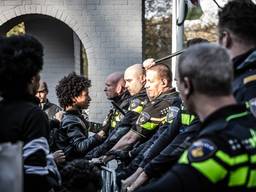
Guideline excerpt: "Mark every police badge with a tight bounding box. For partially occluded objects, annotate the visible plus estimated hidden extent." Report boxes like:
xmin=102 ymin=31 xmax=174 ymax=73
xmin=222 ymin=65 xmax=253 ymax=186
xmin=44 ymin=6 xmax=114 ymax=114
xmin=249 ymin=98 xmax=256 ymax=118
xmin=166 ymin=106 xmax=180 ymax=123
xmin=136 ymin=112 xmax=151 ymax=125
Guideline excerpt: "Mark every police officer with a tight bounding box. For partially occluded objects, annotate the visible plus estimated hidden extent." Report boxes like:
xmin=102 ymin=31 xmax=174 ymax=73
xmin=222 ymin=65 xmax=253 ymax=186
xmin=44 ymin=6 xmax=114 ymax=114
xmin=124 ymin=108 xmax=200 ymax=191
xmin=101 ymin=72 xmax=130 ymax=134
xmin=136 ymin=43 xmax=256 ymax=192
xmin=218 ymin=0 xmax=256 ymax=103
xmin=105 ymin=63 xmax=181 ymax=159
xmin=86 ymin=65 xmax=148 ymax=158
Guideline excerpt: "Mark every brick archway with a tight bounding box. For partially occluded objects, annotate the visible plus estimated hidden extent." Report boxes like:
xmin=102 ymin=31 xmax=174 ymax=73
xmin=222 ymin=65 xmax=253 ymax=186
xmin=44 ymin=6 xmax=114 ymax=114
xmin=0 ymin=5 xmax=96 ymax=66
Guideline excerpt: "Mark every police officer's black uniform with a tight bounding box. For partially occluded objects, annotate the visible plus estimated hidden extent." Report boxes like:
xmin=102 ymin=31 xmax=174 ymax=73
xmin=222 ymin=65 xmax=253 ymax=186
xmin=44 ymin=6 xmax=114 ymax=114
xmin=114 ymin=89 xmax=181 ymax=182
xmin=131 ymin=89 xmax=181 ymax=140
xmin=137 ymin=104 xmax=256 ymax=192
xmin=142 ymin=109 xmax=200 ymax=178
xmin=232 ymin=48 xmax=256 ymax=103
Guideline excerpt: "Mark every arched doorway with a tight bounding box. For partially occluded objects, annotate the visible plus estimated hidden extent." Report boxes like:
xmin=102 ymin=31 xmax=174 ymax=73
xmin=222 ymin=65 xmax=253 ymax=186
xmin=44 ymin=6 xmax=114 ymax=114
xmin=0 ymin=14 xmax=88 ymax=105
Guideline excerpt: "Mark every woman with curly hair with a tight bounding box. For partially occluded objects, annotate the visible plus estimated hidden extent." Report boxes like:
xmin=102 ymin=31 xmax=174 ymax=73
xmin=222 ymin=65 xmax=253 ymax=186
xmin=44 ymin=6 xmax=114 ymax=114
xmin=55 ymin=72 xmax=105 ymax=161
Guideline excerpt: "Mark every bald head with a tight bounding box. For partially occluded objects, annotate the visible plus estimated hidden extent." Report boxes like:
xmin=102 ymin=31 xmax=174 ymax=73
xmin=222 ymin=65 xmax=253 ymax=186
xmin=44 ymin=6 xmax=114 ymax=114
xmin=106 ymin=72 xmax=124 ymax=85
xmin=125 ymin=64 xmax=145 ymax=77
xmin=104 ymin=72 xmax=126 ymax=99
xmin=124 ymin=64 xmax=145 ymax=96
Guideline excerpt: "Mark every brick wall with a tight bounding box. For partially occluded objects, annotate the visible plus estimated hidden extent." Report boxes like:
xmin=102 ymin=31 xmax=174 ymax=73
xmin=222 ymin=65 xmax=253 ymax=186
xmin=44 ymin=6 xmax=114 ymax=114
xmin=0 ymin=0 xmax=143 ymax=122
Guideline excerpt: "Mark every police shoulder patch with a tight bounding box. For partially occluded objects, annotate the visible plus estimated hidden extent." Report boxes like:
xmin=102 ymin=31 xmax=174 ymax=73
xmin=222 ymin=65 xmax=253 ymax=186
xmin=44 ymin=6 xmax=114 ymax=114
xmin=188 ymin=139 xmax=217 ymax=162
xmin=136 ymin=112 xmax=151 ymax=125
xmin=129 ymin=98 xmax=142 ymax=110
xmin=249 ymin=97 xmax=256 ymax=118
xmin=166 ymin=106 xmax=180 ymax=123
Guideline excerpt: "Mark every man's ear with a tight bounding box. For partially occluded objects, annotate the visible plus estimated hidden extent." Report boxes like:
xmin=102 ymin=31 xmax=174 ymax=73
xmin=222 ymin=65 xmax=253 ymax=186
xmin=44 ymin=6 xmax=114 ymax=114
xmin=161 ymin=79 xmax=169 ymax=87
xmin=221 ymin=31 xmax=232 ymax=49
xmin=116 ymin=83 xmax=125 ymax=95
xmin=140 ymin=75 xmax=146 ymax=85
xmin=183 ymin=77 xmax=193 ymax=98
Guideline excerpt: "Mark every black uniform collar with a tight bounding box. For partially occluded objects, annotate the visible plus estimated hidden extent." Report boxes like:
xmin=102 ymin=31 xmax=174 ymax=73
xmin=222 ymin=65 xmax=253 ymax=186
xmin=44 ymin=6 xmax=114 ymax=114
xmin=155 ymin=88 xmax=177 ymax=101
xmin=131 ymin=88 xmax=147 ymax=100
xmin=111 ymin=90 xmax=130 ymax=106
xmin=232 ymin=48 xmax=256 ymax=73
xmin=200 ymin=104 xmax=247 ymax=136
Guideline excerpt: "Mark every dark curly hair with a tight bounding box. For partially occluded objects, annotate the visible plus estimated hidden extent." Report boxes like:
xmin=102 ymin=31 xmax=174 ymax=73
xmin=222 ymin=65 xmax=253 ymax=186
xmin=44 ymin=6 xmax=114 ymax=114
xmin=218 ymin=0 xmax=256 ymax=44
xmin=60 ymin=159 xmax=102 ymax=192
xmin=56 ymin=72 xmax=91 ymax=108
xmin=0 ymin=35 xmax=43 ymax=98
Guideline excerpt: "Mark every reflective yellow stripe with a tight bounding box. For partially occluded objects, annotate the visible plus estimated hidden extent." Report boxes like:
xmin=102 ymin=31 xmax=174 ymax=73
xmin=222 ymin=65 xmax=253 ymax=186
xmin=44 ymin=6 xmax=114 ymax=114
xmin=140 ymin=122 xmax=158 ymax=130
xmin=110 ymin=112 xmax=122 ymax=128
xmin=244 ymin=74 xmax=256 ymax=85
xmin=179 ymin=150 xmax=227 ymax=183
xmin=245 ymin=101 xmax=250 ymax=109
xmin=247 ymin=170 xmax=256 ymax=187
xmin=178 ymin=150 xmax=189 ymax=164
xmin=150 ymin=116 xmax=166 ymax=122
xmin=228 ymin=167 xmax=248 ymax=186
xmin=249 ymin=129 xmax=256 ymax=148
xmin=111 ymin=120 xmax=116 ymax=128
xmin=251 ymin=154 xmax=256 ymax=163
xmin=216 ymin=151 xmax=249 ymax=166
xmin=181 ymin=114 xmax=195 ymax=125
xmin=226 ymin=111 xmax=248 ymax=121
xmin=191 ymin=159 xmax=227 ymax=183
xmin=131 ymin=105 xmax=143 ymax=113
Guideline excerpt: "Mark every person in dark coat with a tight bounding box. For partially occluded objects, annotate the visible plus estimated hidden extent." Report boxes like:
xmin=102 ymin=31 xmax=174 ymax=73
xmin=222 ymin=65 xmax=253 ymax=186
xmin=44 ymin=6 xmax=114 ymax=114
xmin=36 ymin=80 xmax=62 ymax=120
xmin=0 ymin=35 xmax=52 ymax=192
xmin=55 ymin=72 xmax=106 ymax=162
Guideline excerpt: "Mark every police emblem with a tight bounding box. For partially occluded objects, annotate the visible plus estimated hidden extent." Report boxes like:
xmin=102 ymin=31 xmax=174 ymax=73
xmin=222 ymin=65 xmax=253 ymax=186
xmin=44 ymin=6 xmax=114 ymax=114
xmin=191 ymin=147 xmax=204 ymax=158
xmin=249 ymin=97 xmax=256 ymax=118
xmin=166 ymin=106 xmax=180 ymax=123
xmin=188 ymin=139 xmax=217 ymax=162
xmin=137 ymin=112 xmax=151 ymax=125
xmin=130 ymin=99 xmax=141 ymax=109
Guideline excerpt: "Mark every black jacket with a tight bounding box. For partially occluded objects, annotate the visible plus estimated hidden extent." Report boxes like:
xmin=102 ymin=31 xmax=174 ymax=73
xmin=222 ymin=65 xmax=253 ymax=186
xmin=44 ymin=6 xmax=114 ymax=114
xmin=55 ymin=108 xmax=103 ymax=161
xmin=0 ymin=95 xmax=50 ymax=192
xmin=0 ymin=95 xmax=49 ymax=144
xmin=40 ymin=99 xmax=62 ymax=120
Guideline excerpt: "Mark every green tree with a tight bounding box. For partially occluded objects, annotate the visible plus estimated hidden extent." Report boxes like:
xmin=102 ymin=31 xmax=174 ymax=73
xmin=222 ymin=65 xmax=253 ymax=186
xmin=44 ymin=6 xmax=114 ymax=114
xmin=144 ymin=0 xmax=172 ymax=61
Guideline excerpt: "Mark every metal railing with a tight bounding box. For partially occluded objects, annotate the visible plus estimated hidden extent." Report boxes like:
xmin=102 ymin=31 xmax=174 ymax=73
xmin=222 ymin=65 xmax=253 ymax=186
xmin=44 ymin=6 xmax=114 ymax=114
xmin=100 ymin=160 xmax=118 ymax=192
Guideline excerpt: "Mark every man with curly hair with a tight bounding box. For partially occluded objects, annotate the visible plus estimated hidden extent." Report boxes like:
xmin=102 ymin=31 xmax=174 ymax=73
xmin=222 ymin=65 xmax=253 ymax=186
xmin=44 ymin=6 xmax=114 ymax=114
xmin=218 ymin=0 xmax=256 ymax=103
xmin=55 ymin=72 xmax=106 ymax=161
xmin=0 ymin=35 xmax=52 ymax=192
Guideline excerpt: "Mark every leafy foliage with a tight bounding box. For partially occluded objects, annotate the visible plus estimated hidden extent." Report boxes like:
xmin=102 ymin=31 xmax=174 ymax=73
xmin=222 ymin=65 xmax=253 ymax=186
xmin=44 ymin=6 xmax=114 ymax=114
xmin=144 ymin=0 xmax=172 ymax=62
